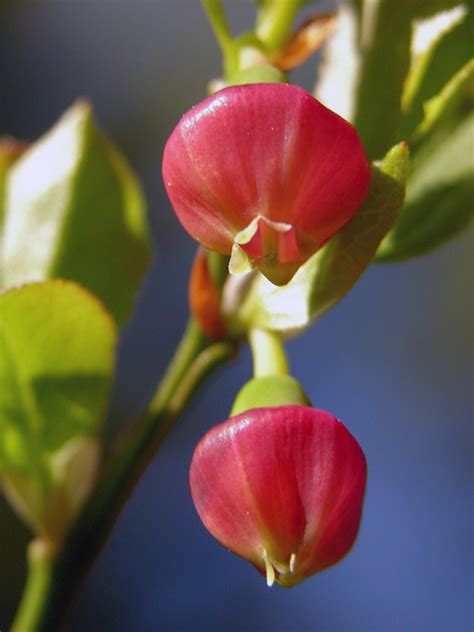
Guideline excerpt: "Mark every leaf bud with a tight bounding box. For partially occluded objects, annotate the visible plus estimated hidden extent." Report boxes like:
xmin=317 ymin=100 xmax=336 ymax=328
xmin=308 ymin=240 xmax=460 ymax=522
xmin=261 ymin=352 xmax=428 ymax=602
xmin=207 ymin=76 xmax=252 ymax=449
xmin=189 ymin=249 xmax=226 ymax=338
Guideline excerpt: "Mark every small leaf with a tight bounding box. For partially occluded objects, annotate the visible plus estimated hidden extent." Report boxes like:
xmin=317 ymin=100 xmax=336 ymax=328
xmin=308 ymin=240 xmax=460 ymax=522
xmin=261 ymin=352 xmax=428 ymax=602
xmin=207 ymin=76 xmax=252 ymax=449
xmin=352 ymin=3 xmax=413 ymax=158
xmin=225 ymin=143 xmax=408 ymax=334
xmin=411 ymin=59 xmax=474 ymax=145
xmin=376 ymin=178 xmax=473 ymax=262
xmin=376 ymin=113 xmax=474 ymax=261
xmin=409 ymin=0 xmax=468 ymax=19
xmin=1 ymin=101 xmax=151 ymax=325
xmin=0 ymin=280 xmax=117 ymax=540
xmin=399 ymin=8 xmax=472 ymax=140
xmin=316 ymin=3 xmax=469 ymax=157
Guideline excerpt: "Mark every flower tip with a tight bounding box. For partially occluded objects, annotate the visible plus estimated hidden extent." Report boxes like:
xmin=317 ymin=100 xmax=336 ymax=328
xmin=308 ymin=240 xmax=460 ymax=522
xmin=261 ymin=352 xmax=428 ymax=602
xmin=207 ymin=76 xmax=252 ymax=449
xmin=229 ymin=215 xmax=311 ymax=286
xmin=228 ymin=243 xmax=300 ymax=286
xmin=257 ymin=261 xmax=301 ymax=287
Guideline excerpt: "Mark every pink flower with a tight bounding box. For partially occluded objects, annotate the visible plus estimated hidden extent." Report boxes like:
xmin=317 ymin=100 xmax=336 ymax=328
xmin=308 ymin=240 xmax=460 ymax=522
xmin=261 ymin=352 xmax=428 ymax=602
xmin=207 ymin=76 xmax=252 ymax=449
xmin=163 ymin=84 xmax=370 ymax=285
xmin=189 ymin=405 xmax=367 ymax=587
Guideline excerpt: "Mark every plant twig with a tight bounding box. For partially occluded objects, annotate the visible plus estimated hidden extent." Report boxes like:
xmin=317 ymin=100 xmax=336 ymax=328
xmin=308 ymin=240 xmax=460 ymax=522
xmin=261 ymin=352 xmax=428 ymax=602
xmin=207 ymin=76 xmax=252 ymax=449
xmin=11 ymin=318 xmax=237 ymax=632
xmin=201 ymin=0 xmax=238 ymax=77
xmin=256 ymin=0 xmax=301 ymax=54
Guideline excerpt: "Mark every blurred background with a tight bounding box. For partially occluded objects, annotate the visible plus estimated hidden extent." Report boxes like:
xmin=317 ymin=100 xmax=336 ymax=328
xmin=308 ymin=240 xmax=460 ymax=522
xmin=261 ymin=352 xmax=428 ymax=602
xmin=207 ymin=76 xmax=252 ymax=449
xmin=0 ymin=1 xmax=472 ymax=630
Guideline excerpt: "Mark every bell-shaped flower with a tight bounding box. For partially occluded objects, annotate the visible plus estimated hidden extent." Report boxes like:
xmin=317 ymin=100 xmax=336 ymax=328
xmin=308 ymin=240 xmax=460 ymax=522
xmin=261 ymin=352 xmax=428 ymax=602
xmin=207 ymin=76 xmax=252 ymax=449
xmin=189 ymin=405 xmax=367 ymax=587
xmin=163 ymin=83 xmax=370 ymax=286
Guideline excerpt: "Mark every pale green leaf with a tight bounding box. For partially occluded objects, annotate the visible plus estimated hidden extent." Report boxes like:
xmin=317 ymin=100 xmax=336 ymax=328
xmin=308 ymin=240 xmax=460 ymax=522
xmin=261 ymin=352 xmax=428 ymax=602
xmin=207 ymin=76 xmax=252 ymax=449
xmin=0 ymin=281 xmax=116 ymax=539
xmin=0 ymin=280 xmax=116 ymax=470
xmin=1 ymin=101 xmax=151 ymax=325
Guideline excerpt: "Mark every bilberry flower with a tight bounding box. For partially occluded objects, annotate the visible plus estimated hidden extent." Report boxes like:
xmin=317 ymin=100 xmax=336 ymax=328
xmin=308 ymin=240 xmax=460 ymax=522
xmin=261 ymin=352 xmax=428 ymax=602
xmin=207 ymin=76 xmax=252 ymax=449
xmin=163 ymin=83 xmax=370 ymax=285
xmin=190 ymin=405 xmax=366 ymax=587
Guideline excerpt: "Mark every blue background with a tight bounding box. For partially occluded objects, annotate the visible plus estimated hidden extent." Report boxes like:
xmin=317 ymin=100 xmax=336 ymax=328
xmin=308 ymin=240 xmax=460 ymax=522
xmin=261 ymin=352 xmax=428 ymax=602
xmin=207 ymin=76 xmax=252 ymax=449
xmin=0 ymin=2 xmax=471 ymax=630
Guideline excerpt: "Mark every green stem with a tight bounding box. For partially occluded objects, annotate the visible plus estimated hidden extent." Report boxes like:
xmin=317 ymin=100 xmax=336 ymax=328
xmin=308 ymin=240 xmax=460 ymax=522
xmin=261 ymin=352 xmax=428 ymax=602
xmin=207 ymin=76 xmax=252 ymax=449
xmin=256 ymin=0 xmax=300 ymax=54
xmin=206 ymin=250 xmax=229 ymax=289
xmin=201 ymin=0 xmax=238 ymax=77
xmin=248 ymin=327 xmax=289 ymax=378
xmin=11 ymin=319 xmax=237 ymax=632
xmin=10 ymin=540 xmax=57 ymax=632
xmin=149 ymin=318 xmax=207 ymax=411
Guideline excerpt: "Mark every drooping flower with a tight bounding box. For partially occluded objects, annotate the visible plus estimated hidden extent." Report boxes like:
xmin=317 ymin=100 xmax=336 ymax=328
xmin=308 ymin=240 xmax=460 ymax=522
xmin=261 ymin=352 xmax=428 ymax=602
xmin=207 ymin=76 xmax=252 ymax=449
xmin=189 ymin=405 xmax=367 ymax=587
xmin=162 ymin=83 xmax=370 ymax=286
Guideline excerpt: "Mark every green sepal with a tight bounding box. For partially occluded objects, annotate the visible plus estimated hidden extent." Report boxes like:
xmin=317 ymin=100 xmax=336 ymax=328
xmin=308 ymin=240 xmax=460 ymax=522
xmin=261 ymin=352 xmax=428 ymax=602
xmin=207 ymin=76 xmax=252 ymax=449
xmin=0 ymin=280 xmax=117 ymax=542
xmin=1 ymin=101 xmax=151 ymax=325
xmin=230 ymin=375 xmax=310 ymax=416
xmin=225 ymin=143 xmax=409 ymax=334
xmin=227 ymin=64 xmax=287 ymax=85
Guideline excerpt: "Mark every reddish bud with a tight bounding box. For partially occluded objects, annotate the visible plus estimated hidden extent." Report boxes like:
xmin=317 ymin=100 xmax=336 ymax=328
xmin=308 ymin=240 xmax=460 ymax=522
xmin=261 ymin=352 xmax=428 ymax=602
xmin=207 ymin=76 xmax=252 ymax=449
xmin=190 ymin=405 xmax=367 ymax=587
xmin=272 ymin=13 xmax=337 ymax=71
xmin=163 ymin=83 xmax=370 ymax=286
xmin=189 ymin=249 xmax=226 ymax=338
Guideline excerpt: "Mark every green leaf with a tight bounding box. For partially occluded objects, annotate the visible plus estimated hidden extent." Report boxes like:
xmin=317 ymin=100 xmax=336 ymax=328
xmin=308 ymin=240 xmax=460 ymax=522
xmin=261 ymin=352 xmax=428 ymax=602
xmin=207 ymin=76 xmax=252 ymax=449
xmin=0 ymin=280 xmax=117 ymax=540
xmin=376 ymin=112 xmax=474 ymax=261
xmin=1 ymin=101 xmax=151 ymax=325
xmin=316 ymin=2 xmax=469 ymax=157
xmin=352 ymin=2 xmax=413 ymax=159
xmin=225 ymin=143 xmax=409 ymax=334
xmin=409 ymin=0 xmax=468 ymax=18
xmin=399 ymin=9 xmax=472 ymax=141
xmin=411 ymin=59 xmax=474 ymax=144
xmin=376 ymin=178 xmax=473 ymax=261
